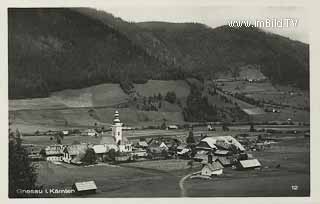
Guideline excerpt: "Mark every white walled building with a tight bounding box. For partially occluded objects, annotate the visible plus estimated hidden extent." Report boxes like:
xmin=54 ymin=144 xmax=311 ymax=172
xmin=100 ymin=110 xmax=132 ymax=153
xmin=112 ymin=110 xmax=123 ymax=144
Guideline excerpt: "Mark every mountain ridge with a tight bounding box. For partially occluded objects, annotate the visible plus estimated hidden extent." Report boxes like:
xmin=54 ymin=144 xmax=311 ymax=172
xmin=8 ymin=8 xmax=309 ymax=99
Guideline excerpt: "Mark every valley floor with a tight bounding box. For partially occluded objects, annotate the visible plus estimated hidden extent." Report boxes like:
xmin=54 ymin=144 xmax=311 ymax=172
xmin=34 ymin=136 xmax=309 ymax=197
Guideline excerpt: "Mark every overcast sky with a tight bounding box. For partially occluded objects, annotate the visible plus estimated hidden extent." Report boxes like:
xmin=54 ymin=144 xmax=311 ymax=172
xmin=96 ymin=6 xmax=308 ymax=43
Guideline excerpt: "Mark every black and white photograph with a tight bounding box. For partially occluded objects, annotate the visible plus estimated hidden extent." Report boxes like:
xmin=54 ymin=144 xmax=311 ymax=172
xmin=7 ymin=2 xmax=312 ymax=199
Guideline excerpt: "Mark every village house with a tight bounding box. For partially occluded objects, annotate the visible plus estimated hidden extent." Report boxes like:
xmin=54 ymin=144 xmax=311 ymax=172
xmin=200 ymin=136 xmax=246 ymax=152
xmin=201 ymin=162 xmax=224 ymax=176
xmin=23 ymin=144 xmax=44 ymax=161
xmin=81 ymin=129 xmax=98 ymax=137
xmin=43 ymin=145 xmax=64 ymax=161
xmin=61 ymin=130 xmax=70 ymax=136
xmin=177 ymin=144 xmax=190 ymax=156
xmin=216 ymin=157 xmax=233 ymax=167
xmin=167 ymin=125 xmax=179 ymax=130
xmin=130 ymin=148 xmax=148 ymax=159
xmin=196 ymin=137 xmax=217 ymax=151
xmin=136 ymin=141 xmax=148 ymax=149
xmin=62 ymin=144 xmax=88 ymax=165
xmin=73 ymin=181 xmax=97 ymax=195
xmin=237 ymin=159 xmax=261 ymax=170
xmin=92 ymin=144 xmax=108 ymax=161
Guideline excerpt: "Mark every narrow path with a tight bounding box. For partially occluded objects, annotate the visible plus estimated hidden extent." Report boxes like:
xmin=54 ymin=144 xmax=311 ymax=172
xmin=179 ymin=171 xmax=199 ymax=197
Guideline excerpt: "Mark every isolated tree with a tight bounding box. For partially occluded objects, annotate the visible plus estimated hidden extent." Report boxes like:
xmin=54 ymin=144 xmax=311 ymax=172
xmin=222 ymin=123 xmax=229 ymax=131
xmin=81 ymin=148 xmax=97 ymax=165
xmin=186 ymin=129 xmax=195 ymax=144
xmin=160 ymin=118 xmax=167 ymax=130
xmin=9 ymin=132 xmax=38 ymax=198
xmin=165 ymin=91 xmax=177 ymax=104
xmin=249 ymin=123 xmax=255 ymax=132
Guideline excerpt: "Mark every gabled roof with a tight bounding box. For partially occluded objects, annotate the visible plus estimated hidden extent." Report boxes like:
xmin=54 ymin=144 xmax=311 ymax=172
xmin=214 ymin=150 xmax=230 ymax=155
xmin=92 ymin=145 xmax=108 ymax=154
xmin=217 ymin=157 xmax=232 ymax=166
xmin=138 ymin=141 xmax=148 ymax=147
xmin=194 ymin=153 xmax=208 ymax=161
xmin=65 ymin=144 xmax=88 ymax=156
xmin=159 ymin=142 xmax=168 ymax=149
xmin=44 ymin=145 xmax=64 ymax=155
xmin=196 ymin=141 xmax=217 ymax=150
xmin=177 ymin=144 xmax=187 ymax=150
xmin=74 ymin=181 xmax=97 ymax=192
xmin=200 ymin=136 xmax=245 ymax=151
xmin=239 ymin=159 xmax=261 ymax=168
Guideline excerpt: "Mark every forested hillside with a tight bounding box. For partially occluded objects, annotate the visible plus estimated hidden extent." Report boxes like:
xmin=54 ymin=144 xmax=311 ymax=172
xmin=8 ymin=8 xmax=180 ymax=99
xmin=8 ymin=8 xmax=309 ymax=99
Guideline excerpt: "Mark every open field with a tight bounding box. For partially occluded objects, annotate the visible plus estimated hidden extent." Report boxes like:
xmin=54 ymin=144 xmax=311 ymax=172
xmin=9 ymin=83 xmax=129 ymax=111
xmin=33 ymin=136 xmax=309 ymax=197
xmin=218 ymin=81 xmax=277 ymax=94
xmin=10 ymin=107 xmax=185 ymax=134
xmin=246 ymin=92 xmax=309 ymax=109
xmin=252 ymin=108 xmax=309 ymax=123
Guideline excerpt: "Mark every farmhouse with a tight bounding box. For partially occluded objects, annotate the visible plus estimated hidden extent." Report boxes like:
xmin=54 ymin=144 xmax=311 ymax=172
xmin=73 ymin=181 xmax=97 ymax=195
xmin=200 ymin=136 xmax=246 ymax=152
xmin=81 ymin=129 xmax=98 ymax=137
xmin=177 ymin=144 xmax=190 ymax=156
xmin=43 ymin=145 xmax=64 ymax=161
xmin=136 ymin=141 xmax=148 ymax=149
xmin=62 ymin=144 xmax=88 ymax=164
xmin=167 ymin=125 xmax=179 ymax=130
xmin=237 ymin=159 xmax=261 ymax=170
xmin=61 ymin=130 xmax=69 ymax=136
xmin=24 ymin=145 xmax=43 ymax=161
xmin=216 ymin=157 xmax=233 ymax=167
xmin=92 ymin=144 xmax=108 ymax=161
xmin=201 ymin=162 xmax=224 ymax=176
xmin=196 ymin=137 xmax=217 ymax=151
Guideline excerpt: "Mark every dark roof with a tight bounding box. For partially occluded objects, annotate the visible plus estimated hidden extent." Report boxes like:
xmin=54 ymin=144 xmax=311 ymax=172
xmin=217 ymin=157 xmax=232 ymax=166
xmin=196 ymin=141 xmax=214 ymax=150
xmin=64 ymin=144 xmax=88 ymax=156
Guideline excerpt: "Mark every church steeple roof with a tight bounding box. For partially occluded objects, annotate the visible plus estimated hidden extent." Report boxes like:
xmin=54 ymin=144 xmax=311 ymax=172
xmin=113 ymin=110 xmax=121 ymax=124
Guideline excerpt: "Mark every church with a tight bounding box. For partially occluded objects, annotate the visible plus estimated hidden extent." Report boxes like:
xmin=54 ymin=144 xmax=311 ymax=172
xmin=100 ymin=110 xmax=132 ymax=153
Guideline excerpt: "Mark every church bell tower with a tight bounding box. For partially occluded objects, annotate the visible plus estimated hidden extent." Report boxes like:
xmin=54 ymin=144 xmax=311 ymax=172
xmin=112 ymin=110 xmax=123 ymax=145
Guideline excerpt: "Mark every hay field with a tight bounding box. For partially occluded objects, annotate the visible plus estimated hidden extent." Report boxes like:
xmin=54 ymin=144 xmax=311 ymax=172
xmin=9 ymin=83 xmax=129 ymax=110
